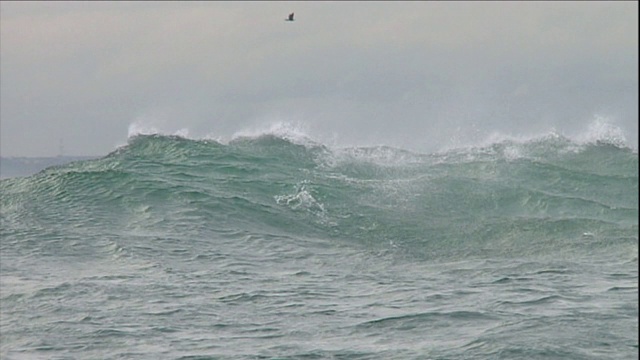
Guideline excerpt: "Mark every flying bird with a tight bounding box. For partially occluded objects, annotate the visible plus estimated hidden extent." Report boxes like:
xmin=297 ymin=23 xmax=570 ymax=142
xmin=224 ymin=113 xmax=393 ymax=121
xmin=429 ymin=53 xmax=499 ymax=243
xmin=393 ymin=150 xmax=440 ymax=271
xmin=285 ymin=12 xmax=294 ymax=21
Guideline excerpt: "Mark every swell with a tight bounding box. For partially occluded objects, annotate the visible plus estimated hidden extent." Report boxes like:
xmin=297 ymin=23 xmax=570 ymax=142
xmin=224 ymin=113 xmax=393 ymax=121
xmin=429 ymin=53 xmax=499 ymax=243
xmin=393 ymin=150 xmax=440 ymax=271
xmin=1 ymin=134 xmax=637 ymax=261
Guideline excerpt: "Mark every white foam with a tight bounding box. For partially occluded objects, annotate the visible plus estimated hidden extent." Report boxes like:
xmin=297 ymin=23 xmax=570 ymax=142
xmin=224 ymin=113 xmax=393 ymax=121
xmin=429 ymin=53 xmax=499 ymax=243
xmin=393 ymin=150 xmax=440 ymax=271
xmin=121 ymin=114 xmax=632 ymax=158
xmin=127 ymin=116 xmax=190 ymax=139
xmin=128 ymin=121 xmax=160 ymax=138
xmin=436 ymin=115 xmax=630 ymax=158
xmin=573 ymin=115 xmax=628 ymax=148
xmin=327 ymin=146 xmax=424 ymax=168
xmin=230 ymin=120 xmax=316 ymax=146
xmin=274 ymin=180 xmax=333 ymax=225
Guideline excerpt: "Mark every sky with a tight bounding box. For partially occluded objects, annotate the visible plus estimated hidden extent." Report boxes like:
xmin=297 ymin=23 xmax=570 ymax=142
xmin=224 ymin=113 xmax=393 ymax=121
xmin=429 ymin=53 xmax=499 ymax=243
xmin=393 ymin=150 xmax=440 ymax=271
xmin=1 ymin=1 xmax=638 ymax=157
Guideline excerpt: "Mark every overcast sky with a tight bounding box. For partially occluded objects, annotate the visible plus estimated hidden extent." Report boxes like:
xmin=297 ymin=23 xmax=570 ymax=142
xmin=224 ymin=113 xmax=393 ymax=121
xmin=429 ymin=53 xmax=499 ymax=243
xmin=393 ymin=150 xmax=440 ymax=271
xmin=1 ymin=1 xmax=637 ymax=157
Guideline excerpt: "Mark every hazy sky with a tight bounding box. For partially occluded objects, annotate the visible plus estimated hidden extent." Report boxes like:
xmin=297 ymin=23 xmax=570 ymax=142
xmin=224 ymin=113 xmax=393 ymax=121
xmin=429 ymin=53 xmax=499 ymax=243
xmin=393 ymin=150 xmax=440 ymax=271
xmin=1 ymin=1 xmax=638 ymax=156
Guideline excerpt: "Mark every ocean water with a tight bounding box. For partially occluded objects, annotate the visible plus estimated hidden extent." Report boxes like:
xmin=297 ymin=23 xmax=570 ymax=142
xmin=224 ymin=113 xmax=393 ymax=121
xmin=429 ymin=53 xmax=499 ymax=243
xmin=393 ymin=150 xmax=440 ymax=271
xmin=1 ymin=128 xmax=638 ymax=359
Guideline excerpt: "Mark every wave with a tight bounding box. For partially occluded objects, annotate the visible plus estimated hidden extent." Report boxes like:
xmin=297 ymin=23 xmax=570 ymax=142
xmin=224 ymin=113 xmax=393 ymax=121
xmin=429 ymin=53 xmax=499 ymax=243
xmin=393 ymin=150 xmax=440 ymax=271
xmin=1 ymin=127 xmax=637 ymax=262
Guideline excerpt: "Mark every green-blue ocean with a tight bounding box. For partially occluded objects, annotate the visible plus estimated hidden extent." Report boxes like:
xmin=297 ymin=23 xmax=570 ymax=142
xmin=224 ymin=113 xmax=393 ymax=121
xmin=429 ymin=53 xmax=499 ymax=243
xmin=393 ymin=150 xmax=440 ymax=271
xmin=1 ymin=128 xmax=637 ymax=359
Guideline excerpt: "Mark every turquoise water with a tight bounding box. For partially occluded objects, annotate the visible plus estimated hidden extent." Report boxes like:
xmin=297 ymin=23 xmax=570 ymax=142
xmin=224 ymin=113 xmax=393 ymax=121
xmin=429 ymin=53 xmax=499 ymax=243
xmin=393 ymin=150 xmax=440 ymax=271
xmin=1 ymin=132 xmax=637 ymax=359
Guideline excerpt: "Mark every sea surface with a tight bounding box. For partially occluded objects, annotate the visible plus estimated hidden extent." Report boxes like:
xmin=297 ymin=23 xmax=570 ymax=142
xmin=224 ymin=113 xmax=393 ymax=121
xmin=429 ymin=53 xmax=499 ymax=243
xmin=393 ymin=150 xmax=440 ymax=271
xmin=1 ymin=129 xmax=638 ymax=359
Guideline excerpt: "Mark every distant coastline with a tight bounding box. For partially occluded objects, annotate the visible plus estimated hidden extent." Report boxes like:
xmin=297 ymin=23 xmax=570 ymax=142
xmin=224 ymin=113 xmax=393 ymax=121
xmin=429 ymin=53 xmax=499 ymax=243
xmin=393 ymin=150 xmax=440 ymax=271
xmin=0 ymin=156 xmax=98 ymax=179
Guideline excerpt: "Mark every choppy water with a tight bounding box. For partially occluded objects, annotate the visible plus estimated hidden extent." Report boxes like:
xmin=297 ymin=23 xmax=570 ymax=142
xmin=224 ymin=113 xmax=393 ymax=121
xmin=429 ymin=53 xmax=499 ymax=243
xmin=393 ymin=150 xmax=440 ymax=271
xmin=1 ymin=130 xmax=637 ymax=359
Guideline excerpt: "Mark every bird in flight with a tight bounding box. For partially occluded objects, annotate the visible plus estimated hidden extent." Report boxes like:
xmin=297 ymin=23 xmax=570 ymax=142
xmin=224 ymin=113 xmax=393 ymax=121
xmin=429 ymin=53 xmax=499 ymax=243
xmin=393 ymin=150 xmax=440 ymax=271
xmin=285 ymin=12 xmax=294 ymax=21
